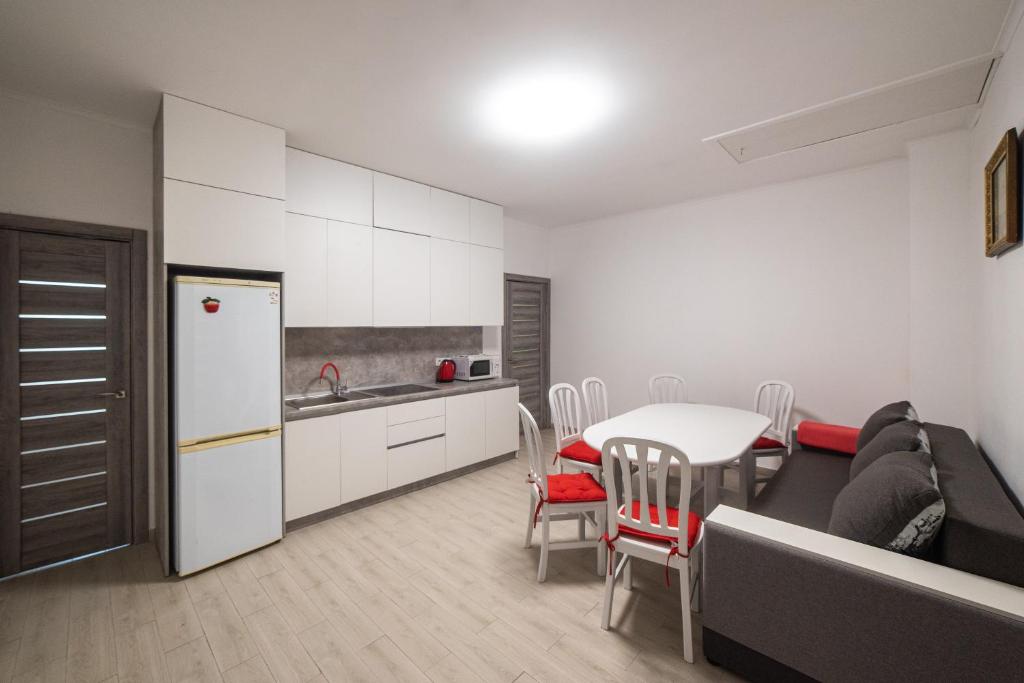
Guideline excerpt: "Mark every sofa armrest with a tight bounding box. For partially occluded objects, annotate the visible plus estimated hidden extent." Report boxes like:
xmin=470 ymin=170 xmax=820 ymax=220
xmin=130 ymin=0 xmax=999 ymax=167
xmin=703 ymin=506 xmax=1024 ymax=682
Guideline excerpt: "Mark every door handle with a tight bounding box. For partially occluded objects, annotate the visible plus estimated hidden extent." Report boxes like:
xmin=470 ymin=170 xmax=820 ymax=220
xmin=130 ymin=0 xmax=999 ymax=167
xmin=97 ymin=390 xmax=126 ymax=399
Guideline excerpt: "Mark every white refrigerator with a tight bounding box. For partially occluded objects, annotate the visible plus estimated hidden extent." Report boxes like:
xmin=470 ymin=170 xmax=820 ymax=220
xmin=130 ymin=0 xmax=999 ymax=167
xmin=173 ymin=275 xmax=283 ymax=575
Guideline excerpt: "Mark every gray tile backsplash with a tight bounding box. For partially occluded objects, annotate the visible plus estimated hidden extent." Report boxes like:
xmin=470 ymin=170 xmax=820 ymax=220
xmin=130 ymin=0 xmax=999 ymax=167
xmin=285 ymin=327 xmax=483 ymax=395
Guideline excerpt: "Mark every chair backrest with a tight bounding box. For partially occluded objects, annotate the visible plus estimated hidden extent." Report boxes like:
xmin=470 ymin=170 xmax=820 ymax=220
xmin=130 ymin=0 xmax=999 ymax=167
xmin=649 ymin=373 xmax=688 ymax=404
xmin=549 ymin=382 xmax=585 ymax=451
xmin=581 ymin=376 xmax=609 ymax=427
xmin=754 ymin=380 xmax=795 ymax=445
xmin=518 ymin=402 xmax=548 ymax=498
xmin=601 ymin=437 xmax=692 ymax=548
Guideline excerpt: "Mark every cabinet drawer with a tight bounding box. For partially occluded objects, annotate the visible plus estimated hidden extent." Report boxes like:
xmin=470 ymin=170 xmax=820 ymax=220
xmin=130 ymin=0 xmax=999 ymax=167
xmin=387 ymin=436 xmax=445 ymax=489
xmin=387 ymin=398 xmax=444 ymax=425
xmin=387 ymin=416 xmax=445 ymax=448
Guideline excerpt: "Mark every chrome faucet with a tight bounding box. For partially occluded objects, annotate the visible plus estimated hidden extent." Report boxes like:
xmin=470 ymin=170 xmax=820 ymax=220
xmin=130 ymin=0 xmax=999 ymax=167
xmin=318 ymin=362 xmax=347 ymax=396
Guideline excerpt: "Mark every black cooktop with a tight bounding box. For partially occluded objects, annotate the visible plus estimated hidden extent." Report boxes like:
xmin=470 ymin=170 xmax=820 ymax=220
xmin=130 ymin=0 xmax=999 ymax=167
xmin=365 ymin=384 xmax=439 ymax=397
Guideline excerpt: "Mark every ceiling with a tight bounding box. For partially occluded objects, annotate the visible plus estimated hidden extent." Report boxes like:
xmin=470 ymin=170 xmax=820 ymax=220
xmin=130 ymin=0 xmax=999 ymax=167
xmin=0 ymin=0 xmax=1013 ymax=226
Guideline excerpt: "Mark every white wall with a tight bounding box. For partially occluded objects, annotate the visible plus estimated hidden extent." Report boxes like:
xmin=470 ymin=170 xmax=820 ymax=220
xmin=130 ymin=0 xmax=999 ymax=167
xmin=503 ymin=216 xmax=550 ymax=279
xmin=549 ymin=160 xmax=911 ymax=428
xmin=968 ymin=7 xmax=1024 ymax=501
xmin=0 ymin=91 xmax=152 ymax=229
xmin=907 ymin=130 xmax=974 ymax=431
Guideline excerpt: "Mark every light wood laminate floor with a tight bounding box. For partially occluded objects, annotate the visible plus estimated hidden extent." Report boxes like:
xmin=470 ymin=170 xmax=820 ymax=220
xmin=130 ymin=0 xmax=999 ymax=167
xmin=0 ymin=429 xmax=743 ymax=683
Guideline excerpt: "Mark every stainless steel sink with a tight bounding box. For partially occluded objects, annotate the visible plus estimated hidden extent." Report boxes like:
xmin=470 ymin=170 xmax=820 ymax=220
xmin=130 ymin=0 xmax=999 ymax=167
xmin=285 ymin=391 xmax=374 ymax=410
xmin=362 ymin=384 xmax=440 ymax=397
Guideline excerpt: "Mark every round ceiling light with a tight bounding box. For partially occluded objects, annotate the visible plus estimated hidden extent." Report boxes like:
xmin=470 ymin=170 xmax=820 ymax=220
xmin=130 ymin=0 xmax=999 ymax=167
xmin=478 ymin=70 xmax=614 ymax=146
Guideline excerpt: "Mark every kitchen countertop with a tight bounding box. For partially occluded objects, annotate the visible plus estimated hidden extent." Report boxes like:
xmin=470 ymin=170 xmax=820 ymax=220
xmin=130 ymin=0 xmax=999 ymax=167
xmin=284 ymin=377 xmax=519 ymax=422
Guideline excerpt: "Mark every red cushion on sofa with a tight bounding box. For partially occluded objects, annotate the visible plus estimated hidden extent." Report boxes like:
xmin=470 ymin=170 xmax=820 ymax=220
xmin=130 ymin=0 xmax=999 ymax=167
xmin=753 ymin=436 xmax=785 ymax=451
xmin=797 ymin=421 xmax=860 ymax=455
xmin=617 ymin=501 xmax=701 ymax=549
xmin=559 ymin=439 xmax=602 ymax=464
xmin=546 ymin=472 xmax=607 ymax=503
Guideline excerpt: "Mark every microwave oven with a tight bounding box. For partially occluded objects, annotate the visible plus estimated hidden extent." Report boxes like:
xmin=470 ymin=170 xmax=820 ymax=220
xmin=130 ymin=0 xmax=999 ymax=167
xmin=453 ymin=354 xmax=499 ymax=381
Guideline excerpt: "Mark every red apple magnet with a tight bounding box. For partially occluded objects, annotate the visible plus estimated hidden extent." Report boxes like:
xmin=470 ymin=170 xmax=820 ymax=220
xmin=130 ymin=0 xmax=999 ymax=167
xmin=202 ymin=296 xmax=220 ymax=313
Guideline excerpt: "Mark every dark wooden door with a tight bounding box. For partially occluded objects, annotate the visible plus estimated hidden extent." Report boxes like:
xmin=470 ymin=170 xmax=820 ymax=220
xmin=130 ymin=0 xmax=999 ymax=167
xmin=0 ymin=229 xmax=133 ymax=577
xmin=503 ymin=275 xmax=550 ymax=428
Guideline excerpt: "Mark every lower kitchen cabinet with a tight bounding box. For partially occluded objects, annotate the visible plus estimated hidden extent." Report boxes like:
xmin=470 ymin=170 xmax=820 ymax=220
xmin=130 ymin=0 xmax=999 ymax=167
xmin=339 ymin=406 xmax=388 ymax=504
xmin=445 ymin=392 xmax=487 ymax=471
xmin=388 ymin=436 xmax=445 ymax=489
xmin=284 ymin=413 xmax=341 ymax=521
xmin=485 ymin=386 xmax=520 ymax=457
xmin=284 ymin=387 xmax=517 ymax=523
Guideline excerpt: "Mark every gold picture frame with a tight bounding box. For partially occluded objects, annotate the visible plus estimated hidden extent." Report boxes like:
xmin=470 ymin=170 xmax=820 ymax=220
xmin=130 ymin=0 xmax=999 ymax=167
xmin=985 ymin=128 xmax=1020 ymax=257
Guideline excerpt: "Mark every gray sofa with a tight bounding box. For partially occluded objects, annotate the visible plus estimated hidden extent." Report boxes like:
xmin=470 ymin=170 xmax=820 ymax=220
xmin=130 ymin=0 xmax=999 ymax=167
xmin=702 ymin=422 xmax=1024 ymax=682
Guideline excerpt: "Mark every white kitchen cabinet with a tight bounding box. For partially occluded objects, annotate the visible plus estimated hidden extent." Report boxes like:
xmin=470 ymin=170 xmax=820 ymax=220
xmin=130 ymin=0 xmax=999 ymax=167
xmin=284 ymin=415 xmax=341 ymax=521
xmin=373 ymin=172 xmax=430 ymax=234
xmin=470 ymin=244 xmax=504 ymax=326
xmin=286 ymin=148 xmax=373 ymax=225
xmin=429 ymin=238 xmax=470 ymax=326
xmin=387 ymin=398 xmax=444 ymax=425
xmin=339 ymin=407 xmax=388 ymax=504
xmin=162 ymin=94 xmax=285 ymax=199
xmin=486 ymin=386 xmax=520 ymax=458
xmin=429 ymin=188 xmax=470 ymax=242
xmin=373 ymin=228 xmax=430 ymax=327
xmin=445 ymin=392 xmax=487 ymax=471
xmin=284 ymin=213 xmax=327 ymax=327
xmin=469 ymin=199 xmax=503 ymax=248
xmin=327 ymin=221 xmax=373 ymax=326
xmin=163 ymin=178 xmax=285 ymax=271
xmin=388 ymin=436 xmax=445 ymax=489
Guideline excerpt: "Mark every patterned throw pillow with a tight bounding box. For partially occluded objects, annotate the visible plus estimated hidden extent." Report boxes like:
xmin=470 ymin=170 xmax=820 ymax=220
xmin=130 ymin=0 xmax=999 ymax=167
xmin=856 ymin=400 xmax=919 ymax=451
xmin=849 ymin=421 xmax=929 ymax=481
xmin=828 ymin=450 xmax=945 ymax=556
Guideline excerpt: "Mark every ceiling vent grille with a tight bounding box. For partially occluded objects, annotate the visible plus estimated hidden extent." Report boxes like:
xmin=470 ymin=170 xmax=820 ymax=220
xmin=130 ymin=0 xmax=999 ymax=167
xmin=704 ymin=54 xmax=996 ymax=163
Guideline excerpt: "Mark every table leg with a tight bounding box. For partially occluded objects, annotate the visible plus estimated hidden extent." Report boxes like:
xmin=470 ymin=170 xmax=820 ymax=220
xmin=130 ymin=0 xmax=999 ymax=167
xmin=703 ymin=465 xmax=722 ymax=516
xmin=738 ymin=447 xmax=755 ymax=510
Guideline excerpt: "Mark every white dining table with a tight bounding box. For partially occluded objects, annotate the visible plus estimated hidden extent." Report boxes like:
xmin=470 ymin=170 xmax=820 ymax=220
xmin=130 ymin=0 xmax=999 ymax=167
xmin=582 ymin=403 xmax=772 ymax=514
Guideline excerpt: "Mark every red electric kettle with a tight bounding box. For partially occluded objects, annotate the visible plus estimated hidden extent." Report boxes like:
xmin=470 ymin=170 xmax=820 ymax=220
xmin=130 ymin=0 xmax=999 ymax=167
xmin=436 ymin=358 xmax=456 ymax=383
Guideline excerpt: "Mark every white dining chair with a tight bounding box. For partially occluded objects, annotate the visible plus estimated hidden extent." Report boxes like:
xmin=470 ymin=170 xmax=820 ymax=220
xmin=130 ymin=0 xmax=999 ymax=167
xmin=599 ymin=437 xmax=703 ymax=663
xmin=581 ymin=376 xmax=609 ymax=427
xmin=519 ymin=403 xmax=607 ymax=582
xmin=649 ymin=373 xmax=688 ymax=404
xmin=549 ymin=383 xmax=603 ymax=478
xmin=749 ymin=380 xmax=795 ymax=482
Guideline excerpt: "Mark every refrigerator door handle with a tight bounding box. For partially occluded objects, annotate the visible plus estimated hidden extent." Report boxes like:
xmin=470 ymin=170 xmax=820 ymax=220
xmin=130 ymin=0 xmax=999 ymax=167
xmin=178 ymin=426 xmax=282 ymax=454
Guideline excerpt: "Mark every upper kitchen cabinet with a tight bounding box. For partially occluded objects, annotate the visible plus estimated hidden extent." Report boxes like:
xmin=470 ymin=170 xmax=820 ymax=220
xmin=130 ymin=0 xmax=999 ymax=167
xmin=429 ymin=238 xmax=470 ymax=326
xmin=161 ymin=94 xmax=285 ymax=200
xmin=373 ymin=228 xmax=429 ymax=326
xmin=470 ymin=244 xmax=504 ymax=326
xmin=327 ymin=221 xmax=373 ymax=327
xmin=286 ymin=148 xmax=373 ymax=224
xmin=428 ymin=188 xmax=470 ymax=242
xmin=373 ymin=172 xmax=430 ymax=234
xmin=283 ymin=213 xmax=327 ymax=327
xmin=469 ymin=198 xmax=503 ymax=248
xmin=163 ymin=179 xmax=285 ymax=271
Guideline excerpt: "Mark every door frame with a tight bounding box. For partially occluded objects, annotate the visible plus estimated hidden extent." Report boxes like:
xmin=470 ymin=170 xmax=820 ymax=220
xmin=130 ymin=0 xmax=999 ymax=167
xmin=502 ymin=273 xmax=551 ymax=428
xmin=0 ymin=212 xmax=150 ymax=553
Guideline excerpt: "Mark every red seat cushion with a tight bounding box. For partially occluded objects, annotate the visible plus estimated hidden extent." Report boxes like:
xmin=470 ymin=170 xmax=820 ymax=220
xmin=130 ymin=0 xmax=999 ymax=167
xmin=797 ymin=421 xmax=860 ymax=456
xmin=616 ymin=501 xmax=701 ymax=549
xmin=546 ymin=472 xmax=606 ymax=503
xmin=558 ymin=439 xmax=602 ymax=465
xmin=753 ymin=436 xmax=785 ymax=451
